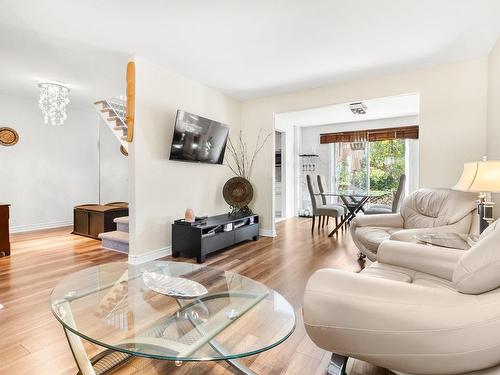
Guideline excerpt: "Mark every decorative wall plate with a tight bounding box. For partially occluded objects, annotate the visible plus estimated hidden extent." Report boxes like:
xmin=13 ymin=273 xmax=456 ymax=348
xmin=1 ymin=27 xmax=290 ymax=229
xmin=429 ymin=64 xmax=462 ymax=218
xmin=0 ymin=127 xmax=19 ymax=146
xmin=223 ymin=177 xmax=254 ymax=208
xmin=142 ymin=271 xmax=208 ymax=299
xmin=120 ymin=145 xmax=128 ymax=156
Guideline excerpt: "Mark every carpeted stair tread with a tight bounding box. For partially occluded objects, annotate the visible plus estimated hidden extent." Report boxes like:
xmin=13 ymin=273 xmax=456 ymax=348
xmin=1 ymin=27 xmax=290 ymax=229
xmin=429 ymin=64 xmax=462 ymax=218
xmin=114 ymin=216 xmax=129 ymax=224
xmin=98 ymin=230 xmax=129 ymax=243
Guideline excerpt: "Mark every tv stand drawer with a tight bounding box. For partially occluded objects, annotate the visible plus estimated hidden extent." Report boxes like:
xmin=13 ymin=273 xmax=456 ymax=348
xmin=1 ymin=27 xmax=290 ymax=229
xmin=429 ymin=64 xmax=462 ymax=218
xmin=234 ymin=224 xmax=259 ymax=242
xmin=202 ymin=231 xmax=234 ymax=253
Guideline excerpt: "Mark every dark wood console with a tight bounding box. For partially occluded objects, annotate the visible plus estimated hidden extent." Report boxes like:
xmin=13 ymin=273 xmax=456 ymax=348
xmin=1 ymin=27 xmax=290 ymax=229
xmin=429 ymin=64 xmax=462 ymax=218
xmin=172 ymin=213 xmax=259 ymax=263
xmin=73 ymin=204 xmax=128 ymax=240
xmin=0 ymin=203 xmax=10 ymax=257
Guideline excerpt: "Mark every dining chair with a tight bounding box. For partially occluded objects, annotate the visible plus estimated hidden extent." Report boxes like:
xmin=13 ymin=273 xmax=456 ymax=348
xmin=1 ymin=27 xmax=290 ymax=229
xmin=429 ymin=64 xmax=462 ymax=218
xmin=317 ymin=175 xmax=347 ymax=227
xmin=364 ymin=174 xmax=406 ymax=215
xmin=306 ymin=175 xmax=344 ymax=231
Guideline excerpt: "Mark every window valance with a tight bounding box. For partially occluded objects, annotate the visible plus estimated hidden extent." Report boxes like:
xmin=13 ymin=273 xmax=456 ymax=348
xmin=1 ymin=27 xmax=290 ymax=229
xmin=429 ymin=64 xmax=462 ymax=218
xmin=320 ymin=125 xmax=419 ymax=144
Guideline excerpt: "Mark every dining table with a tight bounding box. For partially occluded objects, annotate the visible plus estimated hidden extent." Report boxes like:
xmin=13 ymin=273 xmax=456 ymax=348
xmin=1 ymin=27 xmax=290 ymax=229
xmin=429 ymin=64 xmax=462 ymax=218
xmin=314 ymin=190 xmax=390 ymax=237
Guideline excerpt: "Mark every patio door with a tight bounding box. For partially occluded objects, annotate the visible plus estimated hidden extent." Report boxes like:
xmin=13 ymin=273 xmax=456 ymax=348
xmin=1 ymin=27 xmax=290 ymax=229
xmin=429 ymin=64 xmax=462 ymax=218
xmin=331 ymin=139 xmax=406 ymax=195
xmin=331 ymin=142 xmax=369 ymax=191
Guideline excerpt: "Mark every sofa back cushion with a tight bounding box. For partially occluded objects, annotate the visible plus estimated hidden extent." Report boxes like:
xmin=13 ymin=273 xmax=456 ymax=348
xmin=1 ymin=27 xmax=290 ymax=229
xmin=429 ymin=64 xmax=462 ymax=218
xmin=400 ymin=188 xmax=476 ymax=229
xmin=453 ymin=220 xmax=500 ymax=294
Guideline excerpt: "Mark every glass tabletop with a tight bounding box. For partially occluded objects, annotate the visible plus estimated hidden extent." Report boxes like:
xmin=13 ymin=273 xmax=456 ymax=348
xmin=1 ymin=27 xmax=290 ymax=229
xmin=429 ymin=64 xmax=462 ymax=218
xmin=50 ymin=261 xmax=296 ymax=362
xmin=314 ymin=190 xmax=389 ymax=198
xmin=415 ymin=233 xmax=478 ymax=250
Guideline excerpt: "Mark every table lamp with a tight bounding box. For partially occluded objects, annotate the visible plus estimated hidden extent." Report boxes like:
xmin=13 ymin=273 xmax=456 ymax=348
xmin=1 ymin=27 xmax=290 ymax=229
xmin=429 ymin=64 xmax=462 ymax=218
xmin=453 ymin=161 xmax=500 ymax=233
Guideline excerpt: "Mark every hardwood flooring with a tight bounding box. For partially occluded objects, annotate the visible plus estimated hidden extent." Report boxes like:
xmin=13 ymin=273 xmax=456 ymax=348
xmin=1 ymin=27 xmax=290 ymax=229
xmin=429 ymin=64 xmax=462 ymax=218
xmin=0 ymin=218 xmax=392 ymax=375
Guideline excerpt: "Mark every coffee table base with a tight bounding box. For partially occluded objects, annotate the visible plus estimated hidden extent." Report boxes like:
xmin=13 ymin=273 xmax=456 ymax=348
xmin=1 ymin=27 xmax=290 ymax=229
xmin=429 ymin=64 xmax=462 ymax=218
xmin=64 ymin=327 xmax=256 ymax=375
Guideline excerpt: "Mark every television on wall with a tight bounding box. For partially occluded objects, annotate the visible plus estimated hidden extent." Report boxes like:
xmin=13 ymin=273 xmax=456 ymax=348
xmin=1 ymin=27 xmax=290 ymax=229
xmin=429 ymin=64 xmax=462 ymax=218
xmin=169 ymin=110 xmax=229 ymax=164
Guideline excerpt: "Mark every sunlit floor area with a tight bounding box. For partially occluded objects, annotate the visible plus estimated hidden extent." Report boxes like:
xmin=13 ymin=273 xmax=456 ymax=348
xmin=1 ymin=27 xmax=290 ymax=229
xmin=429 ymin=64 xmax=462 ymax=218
xmin=0 ymin=219 xmax=393 ymax=375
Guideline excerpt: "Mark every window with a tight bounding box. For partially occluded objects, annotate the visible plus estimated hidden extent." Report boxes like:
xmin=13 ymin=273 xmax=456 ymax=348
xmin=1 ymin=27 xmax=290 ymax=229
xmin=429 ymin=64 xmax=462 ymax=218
xmin=331 ymin=139 xmax=406 ymax=194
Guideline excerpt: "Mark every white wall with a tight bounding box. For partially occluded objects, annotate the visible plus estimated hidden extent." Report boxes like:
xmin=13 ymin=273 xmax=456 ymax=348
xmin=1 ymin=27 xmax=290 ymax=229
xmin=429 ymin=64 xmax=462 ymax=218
xmin=487 ymin=38 xmax=500 ymax=216
xmin=487 ymin=39 xmax=500 ymax=160
xmin=99 ymin=119 xmax=129 ymax=204
xmin=0 ymin=93 xmax=99 ymax=232
xmin=129 ymin=58 xmax=242 ymax=258
xmin=242 ymin=58 xmax=489 ymax=233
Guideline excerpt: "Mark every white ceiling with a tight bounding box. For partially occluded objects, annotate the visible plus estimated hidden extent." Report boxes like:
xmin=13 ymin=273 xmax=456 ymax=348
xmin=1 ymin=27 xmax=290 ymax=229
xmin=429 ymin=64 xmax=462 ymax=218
xmin=0 ymin=25 xmax=128 ymax=105
xmin=0 ymin=0 xmax=500 ymax=101
xmin=277 ymin=93 xmax=419 ymax=127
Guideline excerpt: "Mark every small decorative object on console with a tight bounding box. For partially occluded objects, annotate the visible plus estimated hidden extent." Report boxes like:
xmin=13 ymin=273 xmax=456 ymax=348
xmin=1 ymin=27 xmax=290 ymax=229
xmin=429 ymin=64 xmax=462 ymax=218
xmin=185 ymin=208 xmax=195 ymax=223
xmin=223 ymin=177 xmax=254 ymax=215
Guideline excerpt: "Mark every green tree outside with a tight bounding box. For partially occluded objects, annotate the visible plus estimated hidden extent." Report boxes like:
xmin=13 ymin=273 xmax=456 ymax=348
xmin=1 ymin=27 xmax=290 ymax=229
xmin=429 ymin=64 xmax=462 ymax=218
xmin=369 ymin=140 xmax=405 ymax=191
xmin=334 ymin=140 xmax=405 ymax=194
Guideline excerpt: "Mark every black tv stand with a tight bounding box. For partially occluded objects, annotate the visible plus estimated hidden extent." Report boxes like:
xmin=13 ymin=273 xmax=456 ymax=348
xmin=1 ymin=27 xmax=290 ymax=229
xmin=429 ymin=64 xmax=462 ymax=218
xmin=172 ymin=213 xmax=259 ymax=263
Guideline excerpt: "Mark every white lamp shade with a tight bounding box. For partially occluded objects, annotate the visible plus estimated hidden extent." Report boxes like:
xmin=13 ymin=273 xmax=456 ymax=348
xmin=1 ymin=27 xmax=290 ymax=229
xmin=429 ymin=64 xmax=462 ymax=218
xmin=469 ymin=161 xmax=500 ymax=193
xmin=453 ymin=162 xmax=478 ymax=191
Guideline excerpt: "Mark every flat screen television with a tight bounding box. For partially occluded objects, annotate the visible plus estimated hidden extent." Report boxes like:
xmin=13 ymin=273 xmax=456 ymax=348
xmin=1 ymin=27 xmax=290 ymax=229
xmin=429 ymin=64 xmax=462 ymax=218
xmin=169 ymin=110 xmax=229 ymax=164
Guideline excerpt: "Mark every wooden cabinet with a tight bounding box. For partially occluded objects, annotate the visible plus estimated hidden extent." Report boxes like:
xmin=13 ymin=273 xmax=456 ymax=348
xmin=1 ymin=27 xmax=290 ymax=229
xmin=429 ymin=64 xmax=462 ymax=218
xmin=0 ymin=204 xmax=10 ymax=256
xmin=73 ymin=205 xmax=128 ymax=240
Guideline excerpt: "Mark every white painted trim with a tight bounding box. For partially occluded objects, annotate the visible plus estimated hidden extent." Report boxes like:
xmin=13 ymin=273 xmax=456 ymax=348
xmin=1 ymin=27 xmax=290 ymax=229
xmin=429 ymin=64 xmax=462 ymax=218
xmin=10 ymin=220 xmax=73 ymax=233
xmin=128 ymin=246 xmax=172 ymax=265
xmin=259 ymin=229 xmax=277 ymax=237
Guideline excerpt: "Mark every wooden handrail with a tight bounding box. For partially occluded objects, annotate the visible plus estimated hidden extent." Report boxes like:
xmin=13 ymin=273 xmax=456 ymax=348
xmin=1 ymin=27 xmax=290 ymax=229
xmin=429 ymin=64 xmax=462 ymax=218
xmin=125 ymin=61 xmax=135 ymax=143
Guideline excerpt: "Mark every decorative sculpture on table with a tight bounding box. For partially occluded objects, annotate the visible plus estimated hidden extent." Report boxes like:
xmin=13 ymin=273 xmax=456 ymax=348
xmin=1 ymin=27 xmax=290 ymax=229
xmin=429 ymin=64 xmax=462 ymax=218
xmin=184 ymin=208 xmax=195 ymax=223
xmin=224 ymin=129 xmax=271 ymax=215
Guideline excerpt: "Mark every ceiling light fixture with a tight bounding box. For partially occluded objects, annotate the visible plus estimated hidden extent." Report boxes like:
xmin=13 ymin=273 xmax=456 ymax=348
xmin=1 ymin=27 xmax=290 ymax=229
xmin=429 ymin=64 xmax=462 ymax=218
xmin=350 ymin=102 xmax=367 ymax=115
xmin=38 ymin=81 xmax=70 ymax=126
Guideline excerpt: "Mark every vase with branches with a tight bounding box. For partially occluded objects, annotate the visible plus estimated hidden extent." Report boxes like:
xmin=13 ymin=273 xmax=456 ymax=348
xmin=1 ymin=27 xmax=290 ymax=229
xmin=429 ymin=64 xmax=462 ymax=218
xmin=222 ymin=129 xmax=272 ymax=215
xmin=225 ymin=129 xmax=272 ymax=180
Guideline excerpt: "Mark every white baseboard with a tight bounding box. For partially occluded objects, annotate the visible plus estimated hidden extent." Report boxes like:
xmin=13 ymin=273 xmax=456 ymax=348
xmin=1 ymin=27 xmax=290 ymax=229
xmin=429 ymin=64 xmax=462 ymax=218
xmin=128 ymin=246 xmax=172 ymax=265
xmin=10 ymin=220 xmax=73 ymax=233
xmin=259 ymin=229 xmax=277 ymax=237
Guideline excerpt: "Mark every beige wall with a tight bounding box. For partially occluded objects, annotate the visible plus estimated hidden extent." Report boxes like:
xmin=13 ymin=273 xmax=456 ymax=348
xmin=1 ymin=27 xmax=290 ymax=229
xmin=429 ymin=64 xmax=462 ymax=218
xmin=129 ymin=58 xmax=242 ymax=257
xmin=488 ymin=39 xmax=500 ymax=159
xmin=242 ymin=58 xmax=489 ymax=232
xmin=487 ymin=38 xmax=500 ymax=216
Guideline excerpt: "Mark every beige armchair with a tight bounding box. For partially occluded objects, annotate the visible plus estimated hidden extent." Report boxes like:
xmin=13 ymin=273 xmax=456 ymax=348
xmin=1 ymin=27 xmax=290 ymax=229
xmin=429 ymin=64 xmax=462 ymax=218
xmin=304 ymin=219 xmax=500 ymax=375
xmin=351 ymin=188 xmax=477 ymax=260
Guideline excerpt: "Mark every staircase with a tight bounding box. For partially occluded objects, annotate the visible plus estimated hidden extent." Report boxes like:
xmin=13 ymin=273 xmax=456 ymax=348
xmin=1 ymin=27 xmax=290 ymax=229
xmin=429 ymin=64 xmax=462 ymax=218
xmin=94 ymin=96 xmax=129 ymax=153
xmin=99 ymin=216 xmax=129 ymax=254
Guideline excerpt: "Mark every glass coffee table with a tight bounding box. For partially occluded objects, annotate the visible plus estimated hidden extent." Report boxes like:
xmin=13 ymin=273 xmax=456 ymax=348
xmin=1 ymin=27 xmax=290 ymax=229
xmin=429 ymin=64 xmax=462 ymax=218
xmin=415 ymin=233 xmax=478 ymax=250
xmin=50 ymin=261 xmax=296 ymax=375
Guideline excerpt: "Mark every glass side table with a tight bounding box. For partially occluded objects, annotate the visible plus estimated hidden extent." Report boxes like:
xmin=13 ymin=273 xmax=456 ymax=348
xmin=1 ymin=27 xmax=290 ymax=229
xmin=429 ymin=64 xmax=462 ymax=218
xmin=415 ymin=233 xmax=478 ymax=250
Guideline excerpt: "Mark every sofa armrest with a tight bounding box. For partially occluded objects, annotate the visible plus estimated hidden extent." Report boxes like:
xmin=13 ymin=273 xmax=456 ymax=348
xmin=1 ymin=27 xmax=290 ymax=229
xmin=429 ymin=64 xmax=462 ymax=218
xmin=377 ymin=240 xmax=463 ymax=281
xmin=352 ymin=213 xmax=403 ymax=228
xmin=389 ymin=221 xmax=470 ymax=242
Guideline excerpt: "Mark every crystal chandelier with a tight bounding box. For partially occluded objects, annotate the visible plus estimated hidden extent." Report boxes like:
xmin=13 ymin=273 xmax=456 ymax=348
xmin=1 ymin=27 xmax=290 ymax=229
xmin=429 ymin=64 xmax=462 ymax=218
xmin=38 ymin=82 xmax=70 ymax=126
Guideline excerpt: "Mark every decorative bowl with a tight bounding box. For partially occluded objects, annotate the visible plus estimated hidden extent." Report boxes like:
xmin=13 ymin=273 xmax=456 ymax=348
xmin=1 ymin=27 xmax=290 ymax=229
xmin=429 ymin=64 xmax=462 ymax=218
xmin=142 ymin=271 xmax=208 ymax=298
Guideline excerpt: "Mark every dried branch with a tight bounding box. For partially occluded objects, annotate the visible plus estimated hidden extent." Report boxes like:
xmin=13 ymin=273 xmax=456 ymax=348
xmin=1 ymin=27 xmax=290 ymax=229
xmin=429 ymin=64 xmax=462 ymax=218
xmin=225 ymin=128 xmax=272 ymax=180
xmin=248 ymin=129 xmax=272 ymax=179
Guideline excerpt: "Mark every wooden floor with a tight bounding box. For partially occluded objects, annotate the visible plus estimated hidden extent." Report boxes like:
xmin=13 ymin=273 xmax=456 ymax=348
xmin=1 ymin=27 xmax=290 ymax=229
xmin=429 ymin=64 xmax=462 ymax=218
xmin=0 ymin=218 xmax=392 ymax=375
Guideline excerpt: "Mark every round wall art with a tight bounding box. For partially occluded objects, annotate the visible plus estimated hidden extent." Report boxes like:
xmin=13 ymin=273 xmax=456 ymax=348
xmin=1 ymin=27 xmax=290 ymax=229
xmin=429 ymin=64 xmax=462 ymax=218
xmin=0 ymin=127 xmax=19 ymax=146
xmin=120 ymin=145 xmax=128 ymax=156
